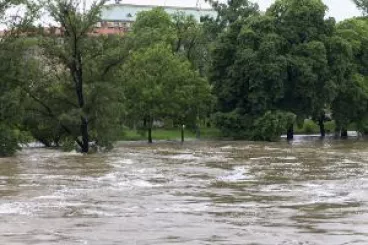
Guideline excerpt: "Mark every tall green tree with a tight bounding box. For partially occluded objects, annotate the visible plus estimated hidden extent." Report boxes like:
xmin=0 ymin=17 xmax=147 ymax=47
xmin=267 ymin=0 xmax=340 ymax=139
xmin=123 ymin=44 xmax=211 ymax=143
xmin=209 ymin=0 xmax=298 ymax=141
xmin=172 ymin=13 xmax=209 ymax=76
xmin=124 ymin=8 xmax=212 ymax=142
xmin=331 ymin=17 xmax=368 ymax=135
xmin=28 ymin=0 xmax=127 ymax=152
xmin=131 ymin=7 xmax=176 ymax=50
xmin=0 ymin=0 xmax=36 ymax=156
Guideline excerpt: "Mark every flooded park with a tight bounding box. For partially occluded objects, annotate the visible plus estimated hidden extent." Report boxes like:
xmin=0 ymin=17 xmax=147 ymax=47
xmin=0 ymin=137 xmax=368 ymax=244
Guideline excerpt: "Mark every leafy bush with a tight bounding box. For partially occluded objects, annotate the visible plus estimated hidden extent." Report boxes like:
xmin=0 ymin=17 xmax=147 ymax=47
xmin=0 ymin=124 xmax=20 ymax=157
xmin=214 ymin=110 xmax=294 ymax=141
xmin=251 ymin=111 xmax=294 ymax=141
xmin=303 ymin=120 xmax=316 ymax=134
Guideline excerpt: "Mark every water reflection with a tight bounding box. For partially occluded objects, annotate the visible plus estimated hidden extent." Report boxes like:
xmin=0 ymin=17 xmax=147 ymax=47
xmin=0 ymin=139 xmax=367 ymax=244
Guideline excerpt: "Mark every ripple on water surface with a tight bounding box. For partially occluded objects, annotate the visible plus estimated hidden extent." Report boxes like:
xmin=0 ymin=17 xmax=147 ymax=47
xmin=0 ymin=140 xmax=368 ymax=245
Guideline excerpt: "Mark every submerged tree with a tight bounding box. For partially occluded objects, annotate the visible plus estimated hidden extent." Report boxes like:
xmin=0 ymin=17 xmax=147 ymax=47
xmin=24 ymin=0 xmax=128 ymax=152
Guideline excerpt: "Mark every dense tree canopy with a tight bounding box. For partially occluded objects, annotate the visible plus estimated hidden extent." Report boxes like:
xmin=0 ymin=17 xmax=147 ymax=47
xmin=1 ymin=0 xmax=368 ymax=156
xmin=0 ymin=0 xmax=35 ymax=156
xmin=125 ymin=8 xmax=212 ymax=143
xmin=20 ymin=0 xmax=129 ymax=152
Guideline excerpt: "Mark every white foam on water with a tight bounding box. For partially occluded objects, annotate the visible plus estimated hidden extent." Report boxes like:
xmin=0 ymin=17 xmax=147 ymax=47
xmin=169 ymin=154 xmax=199 ymax=160
xmin=249 ymin=156 xmax=272 ymax=160
xmin=64 ymin=150 xmax=83 ymax=156
xmin=218 ymin=166 xmax=250 ymax=182
xmin=110 ymin=158 xmax=135 ymax=166
xmin=97 ymin=172 xmax=119 ymax=182
xmin=276 ymin=156 xmax=297 ymax=160
xmin=33 ymin=195 xmax=65 ymax=200
xmin=220 ymin=145 xmax=234 ymax=149
xmin=122 ymin=179 xmax=161 ymax=188
xmin=0 ymin=202 xmax=31 ymax=215
xmin=80 ymin=208 xmax=115 ymax=217
xmin=264 ymin=146 xmax=282 ymax=151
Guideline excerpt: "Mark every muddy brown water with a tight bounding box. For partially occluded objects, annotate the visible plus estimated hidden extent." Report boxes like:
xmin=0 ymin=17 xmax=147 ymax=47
xmin=0 ymin=137 xmax=367 ymax=245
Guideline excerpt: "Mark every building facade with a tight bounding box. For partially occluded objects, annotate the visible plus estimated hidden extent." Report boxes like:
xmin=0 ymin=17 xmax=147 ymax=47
xmin=93 ymin=3 xmax=217 ymax=35
xmin=0 ymin=3 xmax=217 ymax=37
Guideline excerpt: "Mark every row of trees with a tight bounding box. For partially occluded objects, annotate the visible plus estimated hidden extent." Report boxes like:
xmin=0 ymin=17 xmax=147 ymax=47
xmin=1 ymin=0 xmax=212 ymax=155
xmin=208 ymin=0 xmax=368 ymax=140
xmin=0 ymin=0 xmax=367 ymax=156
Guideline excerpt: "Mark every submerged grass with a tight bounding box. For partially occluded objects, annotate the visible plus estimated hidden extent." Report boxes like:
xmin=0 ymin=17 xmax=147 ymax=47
xmin=119 ymin=120 xmax=355 ymax=142
xmin=121 ymin=128 xmax=222 ymax=141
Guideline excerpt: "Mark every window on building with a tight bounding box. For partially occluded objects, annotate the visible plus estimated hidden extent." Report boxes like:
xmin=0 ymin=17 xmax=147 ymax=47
xmin=107 ymin=22 xmax=114 ymax=28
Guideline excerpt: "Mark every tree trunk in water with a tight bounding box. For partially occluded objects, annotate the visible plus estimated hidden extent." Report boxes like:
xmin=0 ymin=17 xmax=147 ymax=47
xmin=80 ymin=116 xmax=89 ymax=153
xmin=341 ymin=128 xmax=348 ymax=138
xmin=181 ymin=125 xmax=185 ymax=143
xmin=37 ymin=137 xmax=51 ymax=148
xmin=76 ymin=84 xmax=88 ymax=153
xmin=147 ymin=127 xmax=152 ymax=143
xmin=72 ymin=50 xmax=88 ymax=153
xmin=147 ymin=118 xmax=153 ymax=144
xmin=287 ymin=124 xmax=294 ymax=140
xmin=195 ymin=124 xmax=200 ymax=139
xmin=334 ymin=126 xmax=340 ymax=138
xmin=318 ymin=119 xmax=325 ymax=138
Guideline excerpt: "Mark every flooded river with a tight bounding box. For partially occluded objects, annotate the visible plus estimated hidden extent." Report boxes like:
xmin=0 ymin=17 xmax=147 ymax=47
xmin=0 ymin=137 xmax=368 ymax=244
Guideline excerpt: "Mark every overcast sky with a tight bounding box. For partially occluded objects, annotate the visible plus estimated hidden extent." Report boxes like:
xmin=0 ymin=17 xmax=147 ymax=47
xmin=114 ymin=0 xmax=362 ymax=21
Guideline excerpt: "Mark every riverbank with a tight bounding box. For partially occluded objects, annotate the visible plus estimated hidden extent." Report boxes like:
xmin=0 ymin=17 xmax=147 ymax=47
xmin=119 ymin=120 xmax=347 ymax=141
xmin=121 ymin=127 xmax=222 ymax=141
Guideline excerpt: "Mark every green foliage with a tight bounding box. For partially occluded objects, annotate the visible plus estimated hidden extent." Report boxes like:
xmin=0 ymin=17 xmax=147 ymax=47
xmin=352 ymin=0 xmax=368 ymax=15
xmin=0 ymin=124 xmax=20 ymax=157
xmin=209 ymin=0 xmax=357 ymax=140
xmin=331 ymin=17 xmax=368 ymax=131
xmin=0 ymin=0 xmax=34 ymax=156
xmin=124 ymin=9 xmax=213 ymax=142
xmin=22 ymin=0 xmax=127 ymax=152
xmin=214 ymin=110 xmax=294 ymax=141
xmin=303 ymin=120 xmax=316 ymax=134
xmin=132 ymin=7 xmax=176 ymax=49
xmin=121 ymin=127 xmax=221 ymax=141
xmin=122 ymin=43 xmax=211 ymax=140
xmin=252 ymin=111 xmax=294 ymax=141
xmin=294 ymin=120 xmax=336 ymax=134
xmin=1 ymin=0 xmax=368 ymax=155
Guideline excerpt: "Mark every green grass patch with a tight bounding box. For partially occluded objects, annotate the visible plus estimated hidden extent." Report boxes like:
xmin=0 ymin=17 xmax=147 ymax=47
xmin=120 ymin=127 xmax=222 ymax=141
xmin=294 ymin=120 xmax=336 ymax=134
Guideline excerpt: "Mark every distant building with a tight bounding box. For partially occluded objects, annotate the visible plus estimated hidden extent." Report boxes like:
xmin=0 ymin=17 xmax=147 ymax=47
xmin=93 ymin=3 xmax=217 ymax=35
xmin=0 ymin=3 xmax=217 ymax=37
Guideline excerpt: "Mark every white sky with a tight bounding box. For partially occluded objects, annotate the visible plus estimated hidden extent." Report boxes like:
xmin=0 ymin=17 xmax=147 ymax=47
xmin=115 ymin=0 xmax=362 ymax=21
